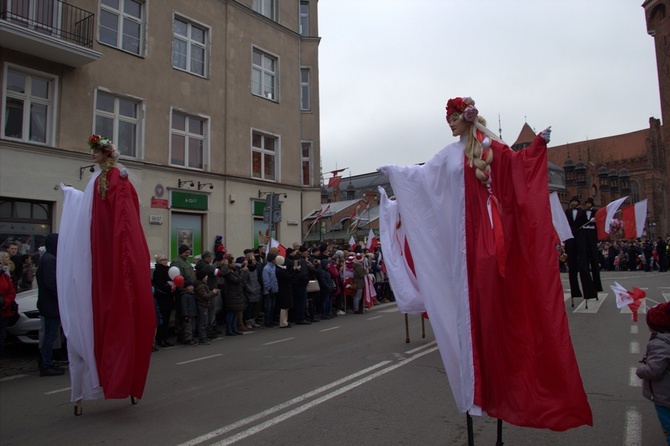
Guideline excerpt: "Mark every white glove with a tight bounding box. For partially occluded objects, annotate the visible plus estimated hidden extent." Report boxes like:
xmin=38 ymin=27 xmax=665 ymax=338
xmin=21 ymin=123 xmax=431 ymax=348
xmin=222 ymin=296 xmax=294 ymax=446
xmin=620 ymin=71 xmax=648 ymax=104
xmin=120 ymin=168 xmax=128 ymax=179
xmin=541 ymin=126 xmax=552 ymax=143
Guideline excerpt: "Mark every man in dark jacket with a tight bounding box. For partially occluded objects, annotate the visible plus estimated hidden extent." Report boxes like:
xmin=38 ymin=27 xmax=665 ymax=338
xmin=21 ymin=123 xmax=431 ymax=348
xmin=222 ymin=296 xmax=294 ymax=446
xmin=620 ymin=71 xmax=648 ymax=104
xmin=36 ymin=233 xmax=64 ymax=376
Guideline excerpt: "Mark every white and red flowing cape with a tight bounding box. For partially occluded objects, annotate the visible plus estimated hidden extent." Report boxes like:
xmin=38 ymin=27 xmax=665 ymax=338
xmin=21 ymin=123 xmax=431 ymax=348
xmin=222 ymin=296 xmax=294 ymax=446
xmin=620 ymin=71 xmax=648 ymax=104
xmin=58 ymin=168 xmax=155 ymax=402
xmin=379 ymin=134 xmax=592 ymax=431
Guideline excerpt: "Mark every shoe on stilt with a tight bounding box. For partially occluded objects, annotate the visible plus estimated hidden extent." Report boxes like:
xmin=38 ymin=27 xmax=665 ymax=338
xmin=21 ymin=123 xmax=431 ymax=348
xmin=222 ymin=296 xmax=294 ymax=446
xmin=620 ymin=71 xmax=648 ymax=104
xmin=74 ymin=402 xmax=82 ymax=416
xmin=130 ymin=396 xmax=139 ymax=405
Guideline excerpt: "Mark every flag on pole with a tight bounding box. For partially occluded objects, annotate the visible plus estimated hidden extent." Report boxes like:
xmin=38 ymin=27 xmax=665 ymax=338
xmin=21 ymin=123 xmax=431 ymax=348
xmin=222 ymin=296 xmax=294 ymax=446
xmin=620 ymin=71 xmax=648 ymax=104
xmin=549 ymin=192 xmax=573 ymax=242
xmin=348 ymin=203 xmax=362 ymax=232
xmin=349 ymin=235 xmax=356 ymax=251
xmin=595 ymin=196 xmax=628 ymax=240
xmin=328 ymin=176 xmax=341 ymax=189
xmin=610 ymin=282 xmax=646 ymax=322
xmin=307 ymin=204 xmax=330 ymax=234
xmin=269 ymin=238 xmax=286 ymax=257
xmin=366 ymin=228 xmax=378 ymax=250
xmin=622 ymin=199 xmax=648 ymax=239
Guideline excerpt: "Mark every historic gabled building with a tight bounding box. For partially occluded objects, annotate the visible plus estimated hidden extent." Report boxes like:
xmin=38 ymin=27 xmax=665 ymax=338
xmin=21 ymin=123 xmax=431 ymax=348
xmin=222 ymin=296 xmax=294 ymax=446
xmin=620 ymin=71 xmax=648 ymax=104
xmin=0 ymin=0 xmax=321 ymax=258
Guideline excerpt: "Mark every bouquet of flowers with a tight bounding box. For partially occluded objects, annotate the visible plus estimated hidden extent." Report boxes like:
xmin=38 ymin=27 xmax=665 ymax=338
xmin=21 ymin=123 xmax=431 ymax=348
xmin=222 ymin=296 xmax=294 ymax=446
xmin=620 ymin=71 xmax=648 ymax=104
xmin=609 ymin=218 xmax=624 ymax=239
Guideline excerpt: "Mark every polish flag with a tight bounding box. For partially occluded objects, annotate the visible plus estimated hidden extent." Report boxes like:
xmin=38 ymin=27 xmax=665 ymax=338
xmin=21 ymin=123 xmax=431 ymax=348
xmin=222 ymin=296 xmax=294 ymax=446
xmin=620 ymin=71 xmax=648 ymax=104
xmin=622 ymin=199 xmax=648 ymax=239
xmin=366 ymin=228 xmax=378 ymax=250
xmin=610 ymin=282 xmax=646 ymax=322
xmin=595 ymin=196 xmax=628 ymax=240
xmin=349 ymin=235 xmax=356 ymax=251
xmin=269 ymin=237 xmax=286 ymax=257
xmin=549 ymin=192 xmax=573 ymax=242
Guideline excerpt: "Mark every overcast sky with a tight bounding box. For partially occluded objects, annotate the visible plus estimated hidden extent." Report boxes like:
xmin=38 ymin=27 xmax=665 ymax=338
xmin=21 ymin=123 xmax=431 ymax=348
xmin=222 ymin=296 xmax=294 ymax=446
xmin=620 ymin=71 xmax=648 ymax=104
xmin=317 ymin=0 xmax=662 ymax=178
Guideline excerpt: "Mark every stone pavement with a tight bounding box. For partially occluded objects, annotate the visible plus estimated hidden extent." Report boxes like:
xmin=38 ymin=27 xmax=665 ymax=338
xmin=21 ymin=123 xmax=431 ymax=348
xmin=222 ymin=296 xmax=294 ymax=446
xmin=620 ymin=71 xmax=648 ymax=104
xmin=0 ymin=342 xmax=41 ymax=379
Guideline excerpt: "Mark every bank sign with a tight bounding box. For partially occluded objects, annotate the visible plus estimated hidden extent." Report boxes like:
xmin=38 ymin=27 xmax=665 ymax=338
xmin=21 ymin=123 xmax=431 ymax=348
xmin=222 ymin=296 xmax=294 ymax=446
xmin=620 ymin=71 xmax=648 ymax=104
xmin=171 ymin=191 xmax=208 ymax=210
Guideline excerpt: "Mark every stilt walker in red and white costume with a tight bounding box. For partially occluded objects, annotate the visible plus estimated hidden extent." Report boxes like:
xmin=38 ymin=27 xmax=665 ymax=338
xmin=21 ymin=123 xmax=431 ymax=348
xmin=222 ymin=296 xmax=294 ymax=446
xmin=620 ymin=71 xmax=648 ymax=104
xmin=58 ymin=135 xmax=155 ymax=416
xmin=379 ymin=97 xmax=592 ymax=431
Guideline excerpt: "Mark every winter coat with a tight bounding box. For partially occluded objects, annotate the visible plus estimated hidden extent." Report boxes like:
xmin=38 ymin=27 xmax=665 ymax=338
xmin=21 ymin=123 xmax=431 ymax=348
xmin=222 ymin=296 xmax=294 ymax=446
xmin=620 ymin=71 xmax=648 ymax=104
xmin=637 ymin=331 xmax=670 ymax=408
xmin=195 ymin=259 xmax=218 ymax=292
xmin=36 ymin=233 xmax=59 ymax=317
xmin=276 ymin=266 xmax=294 ymax=309
xmin=222 ymin=267 xmax=245 ymax=312
xmin=180 ymin=290 xmax=197 ymax=318
xmin=353 ymin=262 xmax=366 ymax=289
xmin=317 ymin=261 xmax=333 ymax=295
xmin=0 ymin=272 xmax=16 ymax=319
xmin=262 ymin=262 xmax=278 ymax=294
xmin=152 ymin=262 xmax=173 ymax=297
xmin=194 ymin=279 xmax=217 ymax=308
xmin=245 ymin=266 xmax=262 ymax=303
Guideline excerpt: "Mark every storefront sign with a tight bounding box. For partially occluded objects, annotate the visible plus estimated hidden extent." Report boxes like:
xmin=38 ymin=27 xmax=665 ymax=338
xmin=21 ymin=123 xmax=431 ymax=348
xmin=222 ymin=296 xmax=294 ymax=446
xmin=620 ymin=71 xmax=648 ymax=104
xmin=172 ymin=191 xmax=208 ymax=210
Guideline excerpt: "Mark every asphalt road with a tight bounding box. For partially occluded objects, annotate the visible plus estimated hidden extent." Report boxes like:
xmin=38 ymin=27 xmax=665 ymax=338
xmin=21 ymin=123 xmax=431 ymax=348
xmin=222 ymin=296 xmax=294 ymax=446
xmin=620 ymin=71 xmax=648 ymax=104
xmin=0 ymin=271 xmax=668 ymax=446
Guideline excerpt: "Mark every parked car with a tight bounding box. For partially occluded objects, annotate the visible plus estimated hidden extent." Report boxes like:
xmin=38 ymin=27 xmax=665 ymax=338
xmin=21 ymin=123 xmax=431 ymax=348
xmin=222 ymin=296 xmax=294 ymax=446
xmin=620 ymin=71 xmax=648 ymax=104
xmin=6 ymin=287 xmax=40 ymax=345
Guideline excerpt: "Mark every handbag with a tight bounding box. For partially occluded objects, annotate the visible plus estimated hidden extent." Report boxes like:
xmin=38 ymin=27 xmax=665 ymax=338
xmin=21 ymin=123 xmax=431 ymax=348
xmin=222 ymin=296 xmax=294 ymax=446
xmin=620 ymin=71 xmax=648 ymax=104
xmin=306 ymin=279 xmax=320 ymax=293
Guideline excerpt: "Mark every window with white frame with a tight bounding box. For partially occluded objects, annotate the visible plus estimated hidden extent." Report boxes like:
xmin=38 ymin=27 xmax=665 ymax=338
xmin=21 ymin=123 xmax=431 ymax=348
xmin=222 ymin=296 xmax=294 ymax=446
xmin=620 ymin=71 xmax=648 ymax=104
xmin=3 ymin=67 xmax=55 ymax=144
xmin=172 ymin=16 xmax=208 ymax=77
xmin=300 ymin=68 xmax=310 ymax=111
xmin=252 ymin=0 xmax=276 ymax=20
xmin=252 ymin=49 xmax=277 ymax=100
xmin=94 ymin=90 xmax=141 ymax=158
xmin=299 ymin=1 xmax=310 ymax=35
xmin=99 ymin=0 xmax=144 ymax=55
xmin=171 ymin=111 xmax=207 ymax=169
xmin=301 ymin=141 xmax=312 ymax=186
xmin=252 ymin=131 xmax=277 ymax=181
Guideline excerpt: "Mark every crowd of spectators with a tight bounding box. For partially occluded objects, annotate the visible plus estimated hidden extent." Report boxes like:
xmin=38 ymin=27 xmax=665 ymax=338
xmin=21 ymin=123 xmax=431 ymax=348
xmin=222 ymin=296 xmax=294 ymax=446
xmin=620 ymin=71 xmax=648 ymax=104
xmin=151 ymin=241 xmax=393 ymax=348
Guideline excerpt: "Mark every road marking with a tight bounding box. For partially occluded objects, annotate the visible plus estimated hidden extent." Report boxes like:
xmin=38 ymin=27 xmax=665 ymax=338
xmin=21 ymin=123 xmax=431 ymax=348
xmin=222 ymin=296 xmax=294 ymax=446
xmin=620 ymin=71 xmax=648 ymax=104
xmin=177 ymin=354 xmax=223 ymax=365
xmin=262 ymin=337 xmax=295 ymax=346
xmin=0 ymin=374 xmax=28 ymax=382
xmin=366 ymin=316 xmax=383 ymax=320
xmin=631 ymin=325 xmax=639 ymax=334
xmin=624 ymin=407 xmax=642 ymax=446
xmin=630 ymin=341 xmax=640 ymax=354
xmin=319 ymin=326 xmax=340 ymax=332
xmin=572 ymin=293 xmax=607 ymax=313
xmin=662 ymin=291 xmax=670 ymax=302
xmin=405 ymin=341 xmax=437 ymax=355
xmin=45 ymin=387 xmax=72 ymax=395
xmin=175 ymin=361 xmax=393 ymax=446
xmin=380 ymin=307 xmax=400 ymax=313
xmin=629 ymin=367 xmax=642 ymax=387
xmin=210 ymin=346 xmax=440 ymax=446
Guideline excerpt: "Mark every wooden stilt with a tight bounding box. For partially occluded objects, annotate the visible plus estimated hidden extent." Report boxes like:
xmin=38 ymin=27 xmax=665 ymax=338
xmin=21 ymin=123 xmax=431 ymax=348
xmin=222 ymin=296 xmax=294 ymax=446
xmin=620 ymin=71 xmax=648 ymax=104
xmin=495 ymin=418 xmax=504 ymax=446
xmin=404 ymin=314 xmax=409 ymax=343
xmin=466 ymin=413 xmax=474 ymax=446
xmin=421 ymin=315 xmax=425 ymax=338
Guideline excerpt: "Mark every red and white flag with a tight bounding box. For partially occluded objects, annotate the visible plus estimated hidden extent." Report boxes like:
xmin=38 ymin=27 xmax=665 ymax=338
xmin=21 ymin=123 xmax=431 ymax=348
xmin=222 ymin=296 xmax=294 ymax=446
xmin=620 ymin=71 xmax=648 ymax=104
xmin=595 ymin=196 xmax=628 ymax=240
xmin=349 ymin=235 xmax=356 ymax=251
xmin=622 ymin=199 xmax=648 ymax=239
xmin=307 ymin=204 xmax=330 ymax=233
xmin=269 ymin=237 xmax=286 ymax=257
xmin=366 ymin=228 xmax=378 ymax=250
xmin=549 ymin=192 xmax=573 ymax=242
xmin=610 ymin=282 xmax=646 ymax=322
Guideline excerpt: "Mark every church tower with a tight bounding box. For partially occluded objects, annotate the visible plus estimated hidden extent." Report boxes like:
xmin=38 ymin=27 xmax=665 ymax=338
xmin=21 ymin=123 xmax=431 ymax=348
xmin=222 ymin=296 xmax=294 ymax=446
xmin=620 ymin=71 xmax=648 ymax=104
xmin=643 ymin=0 xmax=670 ymax=235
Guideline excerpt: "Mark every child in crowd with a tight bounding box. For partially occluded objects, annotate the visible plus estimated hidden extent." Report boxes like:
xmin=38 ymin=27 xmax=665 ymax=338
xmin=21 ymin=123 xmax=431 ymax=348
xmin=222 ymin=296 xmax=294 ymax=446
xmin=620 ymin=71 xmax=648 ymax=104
xmin=194 ymin=270 xmax=217 ymax=345
xmin=180 ymin=280 xmax=198 ymax=346
xmin=637 ymin=302 xmax=670 ymax=445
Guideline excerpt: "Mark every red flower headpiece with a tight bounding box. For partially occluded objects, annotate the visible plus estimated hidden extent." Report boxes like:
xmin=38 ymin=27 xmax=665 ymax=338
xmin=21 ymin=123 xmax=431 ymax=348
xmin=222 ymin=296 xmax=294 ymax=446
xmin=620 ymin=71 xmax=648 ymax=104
xmin=88 ymin=134 xmax=116 ymax=153
xmin=446 ymin=97 xmax=478 ymax=123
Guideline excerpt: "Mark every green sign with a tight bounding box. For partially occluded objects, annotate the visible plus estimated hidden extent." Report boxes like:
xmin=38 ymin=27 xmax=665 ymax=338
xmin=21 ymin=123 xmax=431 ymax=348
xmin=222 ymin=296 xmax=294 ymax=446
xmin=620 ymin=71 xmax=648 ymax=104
xmin=172 ymin=191 xmax=208 ymax=210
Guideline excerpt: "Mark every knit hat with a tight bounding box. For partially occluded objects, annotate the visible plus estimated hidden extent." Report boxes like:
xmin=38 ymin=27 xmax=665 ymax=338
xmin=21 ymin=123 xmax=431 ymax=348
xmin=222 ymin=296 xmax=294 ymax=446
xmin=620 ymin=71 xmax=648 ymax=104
xmin=647 ymin=303 xmax=670 ymax=333
xmin=355 ymin=253 xmax=363 ymax=261
xmin=235 ymin=256 xmax=246 ymax=265
xmin=179 ymin=244 xmax=191 ymax=254
xmin=269 ymin=247 xmax=279 ymax=254
xmin=275 ymin=255 xmax=285 ymax=266
xmin=184 ymin=279 xmax=194 ymax=287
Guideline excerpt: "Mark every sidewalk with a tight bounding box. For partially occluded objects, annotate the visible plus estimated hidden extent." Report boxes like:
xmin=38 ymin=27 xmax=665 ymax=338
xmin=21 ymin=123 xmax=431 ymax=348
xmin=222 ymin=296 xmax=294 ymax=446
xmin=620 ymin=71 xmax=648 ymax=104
xmin=0 ymin=343 xmax=40 ymax=379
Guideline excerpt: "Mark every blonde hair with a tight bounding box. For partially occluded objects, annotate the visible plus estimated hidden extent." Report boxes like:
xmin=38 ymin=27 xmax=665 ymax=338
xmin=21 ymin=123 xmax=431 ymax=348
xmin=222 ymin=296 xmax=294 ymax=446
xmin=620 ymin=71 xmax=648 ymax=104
xmin=463 ymin=115 xmax=494 ymax=185
xmin=97 ymin=155 xmax=116 ymax=200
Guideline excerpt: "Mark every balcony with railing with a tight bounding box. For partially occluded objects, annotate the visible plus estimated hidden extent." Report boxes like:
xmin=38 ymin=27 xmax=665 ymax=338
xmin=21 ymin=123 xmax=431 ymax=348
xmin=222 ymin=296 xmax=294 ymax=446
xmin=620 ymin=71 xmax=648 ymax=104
xmin=0 ymin=0 xmax=101 ymax=67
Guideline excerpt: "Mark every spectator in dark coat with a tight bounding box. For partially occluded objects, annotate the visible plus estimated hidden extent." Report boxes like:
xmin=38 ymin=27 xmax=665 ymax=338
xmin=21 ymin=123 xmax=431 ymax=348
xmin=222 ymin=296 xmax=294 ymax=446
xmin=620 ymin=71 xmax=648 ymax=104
xmin=221 ymin=262 xmax=245 ymax=336
xmin=152 ymin=254 xmax=174 ymax=347
xmin=36 ymin=233 xmax=64 ymax=376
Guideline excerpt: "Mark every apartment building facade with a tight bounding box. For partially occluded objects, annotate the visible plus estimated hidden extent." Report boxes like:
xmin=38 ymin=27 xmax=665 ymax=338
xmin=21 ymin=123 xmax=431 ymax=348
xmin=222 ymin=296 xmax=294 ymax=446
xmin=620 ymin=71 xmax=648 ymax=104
xmin=0 ymin=0 xmax=321 ymax=258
